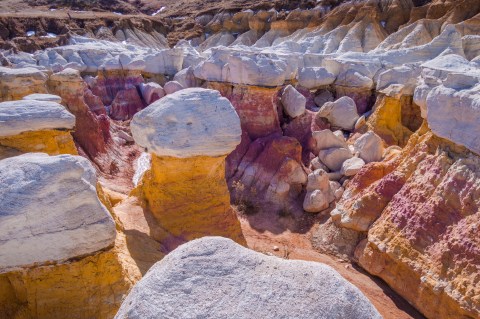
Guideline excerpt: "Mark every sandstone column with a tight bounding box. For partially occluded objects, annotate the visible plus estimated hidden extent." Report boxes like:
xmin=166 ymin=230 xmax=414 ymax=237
xmin=131 ymin=88 xmax=245 ymax=243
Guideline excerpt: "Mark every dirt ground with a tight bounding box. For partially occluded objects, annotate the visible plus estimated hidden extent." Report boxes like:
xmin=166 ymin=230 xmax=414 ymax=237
xmin=237 ymin=209 xmax=426 ymax=319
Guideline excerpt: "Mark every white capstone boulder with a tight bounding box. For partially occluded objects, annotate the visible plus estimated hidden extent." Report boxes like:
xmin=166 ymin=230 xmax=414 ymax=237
xmin=0 ymin=153 xmax=116 ymax=273
xmin=353 ymin=132 xmax=384 ymax=163
xmin=0 ymin=100 xmax=75 ymax=137
xmin=131 ymin=88 xmax=242 ymax=157
xmin=115 ymin=237 xmax=382 ymax=319
xmin=194 ymin=48 xmax=291 ymax=87
xmin=281 ymin=85 xmax=306 ymax=118
xmin=23 ymin=93 xmax=62 ymax=103
xmin=317 ymin=96 xmax=359 ymax=131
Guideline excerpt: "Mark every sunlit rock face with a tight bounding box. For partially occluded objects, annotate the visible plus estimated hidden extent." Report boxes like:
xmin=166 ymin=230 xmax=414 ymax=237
xmin=0 ymin=153 xmax=137 ymax=319
xmin=0 ymin=67 xmax=48 ymax=101
xmin=115 ymin=237 xmax=382 ymax=319
xmin=0 ymin=153 xmax=116 ymax=271
xmin=131 ymin=88 xmax=245 ymax=243
xmin=0 ymin=99 xmax=77 ymax=157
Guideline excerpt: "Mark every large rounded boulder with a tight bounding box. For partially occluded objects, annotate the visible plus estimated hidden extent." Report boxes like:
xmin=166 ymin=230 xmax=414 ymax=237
xmin=115 ymin=237 xmax=382 ymax=319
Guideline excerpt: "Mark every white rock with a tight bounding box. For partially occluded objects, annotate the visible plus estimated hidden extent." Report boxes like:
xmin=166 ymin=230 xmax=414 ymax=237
xmin=0 ymin=100 xmax=75 ymax=137
xmin=312 ymin=129 xmax=347 ymax=153
xmin=23 ymin=93 xmax=62 ymax=103
xmin=194 ymin=48 xmax=291 ymax=87
xmin=329 ymin=180 xmax=344 ymax=200
xmin=0 ymin=153 xmax=116 ymax=273
xmin=318 ymin=96 xmax=359 ymax=131
xmin=309 ymin=157 xmax=329 ymax=172
xmin=131 ymin=88 xmax=242 ymax=157
xmin=163 ymin=81 xmax=185 ymax=95
xmin=340 ymin=157 xmax=365 ymax=176
xmin=426 ymin=84 xmax=480 ymax=155
xmin=281 ymin=85 xmax=306 ymax=118
xmin=353 ymin=132 xmax=384 ymax=163
xmin=115 ymin=237 xmax=382 ymax=319
xmin=306 ymin=169 xmax=330 ymax=192
xmin=303 ymin=190 xmax=330 ymax=213
xmin=173 ymin=66 xmax=201 ymax=88
xmin=318 ymin=147 xmax=353 ymax=171
xmin=327 ymin=171 xmax=344 ymax=181
xmin=132 ymin=152 xmax=151 ymax=186
xmin=297 ymin=67 xmax=336 ymax=89
xmin=335 ymin=70 xmax=374 ymax=89
xmin=139 ymin=82 xmax=165 ymax=105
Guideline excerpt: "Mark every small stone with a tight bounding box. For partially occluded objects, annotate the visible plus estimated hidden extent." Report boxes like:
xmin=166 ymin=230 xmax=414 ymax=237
xmin=273 ymin=246 xmax=280 ymax=252
xmin=312 ymin=129 xmax=347 ymax=153
xmin=309 ymin=157 xmax=330 ymax=172
xmin=306 ymin=169 xmax=330 ymax=192
xmin=318 ymin=147 xmax=353 ymax=171
xmin=303 ymin=190 xmax=329 ymax=213
xmin=281 ymin=85 xmax=306 ymax=118
xmin=317 ymin=96 xmax=360 ymax=131
xmin=340 ymin=157 xmax=366 ymax=176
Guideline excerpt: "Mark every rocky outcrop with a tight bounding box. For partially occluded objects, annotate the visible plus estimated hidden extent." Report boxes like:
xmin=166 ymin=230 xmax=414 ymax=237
xmin=0 ymin=1 xmax=479 ymax=318
xmin=115 ymin=236 xmax=382 ymax=319
xmin=0 ymin=153 xmax=137 ymax=319
xmin=131 ymin=88 xmax=245 ymax=243
xmin=0 ymin=153 xmax=115 ymax=271
xmin=0 ymin=99 xmax=77 ymax=156
xmin=316 ymin=126 xmax=480 ymax=318
xmin=0 ymin=67 xmax=48 ymax=101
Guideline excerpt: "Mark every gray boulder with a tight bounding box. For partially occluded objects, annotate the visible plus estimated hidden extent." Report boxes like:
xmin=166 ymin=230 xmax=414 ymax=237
xmin=115 ymin=237 xmax=382 ymax=319
xmin=0 ymin=153 xmax=116 ymax=273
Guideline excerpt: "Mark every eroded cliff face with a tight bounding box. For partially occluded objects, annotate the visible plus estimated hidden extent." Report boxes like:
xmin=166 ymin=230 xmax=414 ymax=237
xmin=0 ymin=0 xmax=479 ymax=318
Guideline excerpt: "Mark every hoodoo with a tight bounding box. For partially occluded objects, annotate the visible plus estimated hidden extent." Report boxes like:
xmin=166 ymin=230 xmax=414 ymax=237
xmin=131 ymin=88 xmax=245 ymax=243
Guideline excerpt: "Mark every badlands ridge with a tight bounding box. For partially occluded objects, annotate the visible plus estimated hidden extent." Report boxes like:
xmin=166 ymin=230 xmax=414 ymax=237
xmin=0 ymin=0 xmax=479 ymax=318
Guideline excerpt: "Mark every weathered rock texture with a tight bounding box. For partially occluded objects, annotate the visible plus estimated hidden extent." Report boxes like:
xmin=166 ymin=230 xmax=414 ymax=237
xmin=115 ymin=237 xmax=382 ymax=319
xmin=0 ymin=100 xmax=77 ymax=156
xmin=0 ymin=153 xmax=138 ymax=319
xmin=132 ymin=88 xmax=245 ymax=243
xmin=317 ymin=126 xmax=480 ymax=319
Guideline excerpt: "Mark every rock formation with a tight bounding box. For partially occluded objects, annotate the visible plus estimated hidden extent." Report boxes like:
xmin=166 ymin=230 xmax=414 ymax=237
xmin=0 ymin=153 xmax=137 ymax=319
xmin=0 ymin=99 xmax=77 ymax=156
xmin=115 ymin=237 xmax=382 ymax=319
xmin=131 ymin=88 xmax=245 ymax=243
